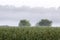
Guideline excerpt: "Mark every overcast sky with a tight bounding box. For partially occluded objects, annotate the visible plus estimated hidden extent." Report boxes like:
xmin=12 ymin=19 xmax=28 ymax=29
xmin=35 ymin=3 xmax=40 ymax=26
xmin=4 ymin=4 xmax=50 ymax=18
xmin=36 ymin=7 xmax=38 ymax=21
xmin=0 ymin=0 xmax=60 ymax=8
xmin=0 ymin=0 xmax=60 ymax=26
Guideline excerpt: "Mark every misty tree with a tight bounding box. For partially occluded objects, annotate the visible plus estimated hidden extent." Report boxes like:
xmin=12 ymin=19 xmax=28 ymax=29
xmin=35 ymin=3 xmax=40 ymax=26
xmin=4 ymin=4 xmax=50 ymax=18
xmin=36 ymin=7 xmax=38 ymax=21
xmin=18 ymin=19 xmax=31 ymax=27
xmin=36 ymin=19 xmax=52 ymax=26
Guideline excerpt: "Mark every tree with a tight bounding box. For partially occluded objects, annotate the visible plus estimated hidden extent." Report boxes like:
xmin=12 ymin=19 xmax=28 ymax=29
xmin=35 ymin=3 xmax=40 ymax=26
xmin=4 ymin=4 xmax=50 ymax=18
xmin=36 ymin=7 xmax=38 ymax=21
xmin=36 ymin=19 xmax=52 ymax=26
xmin=18 ymin=19 xmax=31 ymax=27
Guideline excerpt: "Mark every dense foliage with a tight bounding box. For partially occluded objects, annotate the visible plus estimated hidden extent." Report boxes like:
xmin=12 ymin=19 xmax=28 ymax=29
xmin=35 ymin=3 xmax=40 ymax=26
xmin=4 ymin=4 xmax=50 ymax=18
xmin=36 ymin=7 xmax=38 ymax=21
xmin=36 ymin=19 xmax=52 ymax=26
xmin=19 ymin=19 xmax=31 ymax=27
xmin=0 ymin=26 xmax=60 ymax=40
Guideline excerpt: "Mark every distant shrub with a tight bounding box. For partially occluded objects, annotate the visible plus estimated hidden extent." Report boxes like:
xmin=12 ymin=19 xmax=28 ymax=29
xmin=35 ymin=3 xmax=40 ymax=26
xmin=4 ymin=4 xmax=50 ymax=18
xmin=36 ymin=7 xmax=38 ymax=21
xmin=18 ymin=19 xmax=31 ymax=27
xmin=36 ymin=19 xmax=52 ymax=26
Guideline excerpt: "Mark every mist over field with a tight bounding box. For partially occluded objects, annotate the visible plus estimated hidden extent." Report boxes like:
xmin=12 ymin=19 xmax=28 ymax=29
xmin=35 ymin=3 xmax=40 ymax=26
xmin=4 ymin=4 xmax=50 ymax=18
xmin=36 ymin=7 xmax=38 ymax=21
xmin=0 ymin=5 xmax=60 ymax=26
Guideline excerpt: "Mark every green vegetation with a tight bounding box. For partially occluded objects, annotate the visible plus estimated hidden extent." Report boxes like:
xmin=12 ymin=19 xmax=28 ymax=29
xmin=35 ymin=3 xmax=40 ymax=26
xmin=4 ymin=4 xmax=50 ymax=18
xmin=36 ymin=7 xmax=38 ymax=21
xmin=18 ymin=19 xmax=31 ymax=27
xmin=36 ymin=19 xmax=52 ymax=26
xmin=18 ymin=19 xmax=52 ymax=27
xmin=0 ymin=26 xmax=60 ymax=40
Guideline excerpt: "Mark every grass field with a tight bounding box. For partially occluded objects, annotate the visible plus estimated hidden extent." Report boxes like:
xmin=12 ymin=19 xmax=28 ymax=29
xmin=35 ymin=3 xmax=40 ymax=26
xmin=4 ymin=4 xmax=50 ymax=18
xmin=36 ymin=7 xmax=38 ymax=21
xmin=0 ymin=26 xmax=60 ymax=40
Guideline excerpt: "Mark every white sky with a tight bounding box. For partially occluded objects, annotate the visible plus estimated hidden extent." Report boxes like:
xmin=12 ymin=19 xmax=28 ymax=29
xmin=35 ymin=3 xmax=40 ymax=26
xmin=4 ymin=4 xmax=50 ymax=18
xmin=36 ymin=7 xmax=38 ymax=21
xmin=0 ymin=0 xmax=60 ymax=8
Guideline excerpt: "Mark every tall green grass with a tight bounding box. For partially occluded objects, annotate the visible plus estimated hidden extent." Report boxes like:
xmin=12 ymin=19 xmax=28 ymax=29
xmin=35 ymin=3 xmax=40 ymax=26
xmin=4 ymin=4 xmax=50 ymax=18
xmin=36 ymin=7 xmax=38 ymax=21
xmin=0 ymin=26 xmax=60 ymax=40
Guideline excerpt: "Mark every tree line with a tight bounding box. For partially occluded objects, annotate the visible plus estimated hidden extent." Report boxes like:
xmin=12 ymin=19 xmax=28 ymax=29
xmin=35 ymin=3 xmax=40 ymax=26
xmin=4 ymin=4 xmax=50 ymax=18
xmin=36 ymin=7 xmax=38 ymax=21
xmin=18 ymin=19 xmax=52 ymax=27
